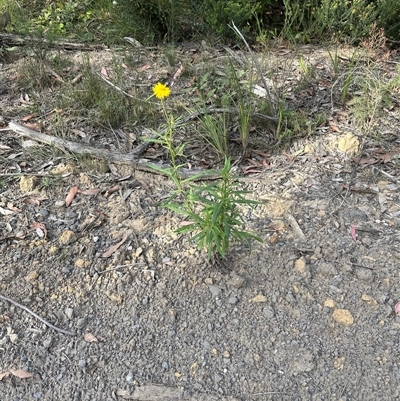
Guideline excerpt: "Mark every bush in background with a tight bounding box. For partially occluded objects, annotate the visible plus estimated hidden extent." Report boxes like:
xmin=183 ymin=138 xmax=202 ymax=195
xmin=0 ymin=0 xmax=399 ymax=44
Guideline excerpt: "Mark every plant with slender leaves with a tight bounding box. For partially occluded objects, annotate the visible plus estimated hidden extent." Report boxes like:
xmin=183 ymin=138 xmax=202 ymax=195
xmin=148 ymin=82 xmax=262 ymax=262
xmin=172 ymin=157 xmax=262 ymax=260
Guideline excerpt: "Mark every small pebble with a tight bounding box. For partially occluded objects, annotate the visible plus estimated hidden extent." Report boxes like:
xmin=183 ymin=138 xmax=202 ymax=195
xmin=355 ymin=268 xmax=373 ymax=281
xmin=162 ymin=361 xmax=169 ymax=369
xmin=65 ymin=308 xmax=74 ymax=319
xmin=43 ymin=336 xmax=53 ymax=348
xmin=126 ymin=372 xmax=134 ymax=383
xmin=78 ymin=360 xmax=86 ymax=369
xmin=209 ymin=285 xmax=221 ymax=298
xmin=263 ymin=306 xmax=275 ymax=319
xmin=77 ymin=317 xmax=87 ymax=329
xmin=65 ymin=211 xmax=77 ymax=219
xmin=228 ymin=296 xmax=238 ymax=304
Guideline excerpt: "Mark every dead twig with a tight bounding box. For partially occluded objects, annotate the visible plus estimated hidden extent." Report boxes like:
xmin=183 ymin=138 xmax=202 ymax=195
xmin=0 ymin=293 xmax=75 ymax=336
xmin=94 ymin=70 xmax=158 ymax=105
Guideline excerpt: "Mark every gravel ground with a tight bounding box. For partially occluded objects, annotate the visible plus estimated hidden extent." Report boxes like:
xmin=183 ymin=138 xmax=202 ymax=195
xmin=1 ymin=145 xmax=400 ymax=401
xmin=1 ymin=43 xmax=400 ymax=401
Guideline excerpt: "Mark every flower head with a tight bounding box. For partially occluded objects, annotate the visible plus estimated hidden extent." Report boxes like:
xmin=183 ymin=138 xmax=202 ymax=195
xmin=153 ymin=82 xmax=171 ymax=100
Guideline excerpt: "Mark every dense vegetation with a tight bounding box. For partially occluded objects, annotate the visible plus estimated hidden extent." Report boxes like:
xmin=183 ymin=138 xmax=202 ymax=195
xmin=0 ymin=0 xmax=399 ymax=45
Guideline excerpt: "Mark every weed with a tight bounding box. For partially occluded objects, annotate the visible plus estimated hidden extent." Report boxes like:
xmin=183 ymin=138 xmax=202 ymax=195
xmin=347 ymin=65 xmax=400 ymax=134
xmin=164 ymin=45 xmax=178 ymax=66
xmin=57 ymin=58 xmax=151 ymax=129
xmin=198 ymin=112 xmax=229 ymax=158
xmin=325 ymin=42 xmax=341 ymax=77
xmin=295 ymin=55 xmax=316 ymax=92
xmin=72 ymin=154 xmax=109 ymax=174
xmin=40 ymin=175 xmax=62 ymax=188
xmin=147 ymin=82 xmax=262 ymax=262
xmin=17 ymin=57 xmax=52 ymax=91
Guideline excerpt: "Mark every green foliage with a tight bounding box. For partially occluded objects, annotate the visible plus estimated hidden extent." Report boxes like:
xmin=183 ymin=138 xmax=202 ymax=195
xmin=4 ymin=0 xmax=400 ymax=44
xmin=147 ymin=93 xmax=261 ymax=262
xmin=280 ymin=0 xmax=318 ymax=42
xmin=58 ymin=62 xmax=148 ymax=128
xmin=281 ymin=0 xmax=378 ymax=43
xmin=201 ymin=0 xmax=258 ymax=39
xmin=375 ymin=0 xmax=400 ymax=41
xmin=347 ymin=65 xmax=400 ymax=133
xmin=112 ymin=0 xmax=200 ymax=43
xmin=315 ymin=0 xmax=377 ymax=42
xmin=33 ymin=0 xmax=93 ymax=35
xmin=198 ymin=112 xmax=229 ymax=157
xmin=172 ymin=158 xmax=262 ymax=260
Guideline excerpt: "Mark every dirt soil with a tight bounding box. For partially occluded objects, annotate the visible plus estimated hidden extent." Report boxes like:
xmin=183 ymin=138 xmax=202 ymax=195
xmin=1 ymin=42 xmax=400 ymax=401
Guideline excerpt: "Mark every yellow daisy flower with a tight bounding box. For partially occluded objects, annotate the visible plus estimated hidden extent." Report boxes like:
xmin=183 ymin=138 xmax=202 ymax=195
xmin=153 ymin=82 xmax=171 ymax=100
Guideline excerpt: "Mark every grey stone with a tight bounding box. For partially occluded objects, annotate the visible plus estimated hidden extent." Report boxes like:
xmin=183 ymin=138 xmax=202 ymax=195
xmin=209 ymin=285 xmax=222 ymax=298
xmin=65 ymin=307 xmax=74 ymax=319
xmin=126 ymin=371 xmax=134 ymax=383
xmin=263 ymin=306 xmax=275 ymax=319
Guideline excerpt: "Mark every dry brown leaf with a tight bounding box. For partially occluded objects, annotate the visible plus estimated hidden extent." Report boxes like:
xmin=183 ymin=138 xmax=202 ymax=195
xmin=170 ymin=62 xmax=184 ymax=87
xmin=9 ymin=369 xmax=33 ymax=379
xmin=0 ymin=372 xmax=10 ymax=381
xmin=79 ymin=188 xmax=101 ymax=196
xmin=250 ymin=294 xmax=268 ymax=303
xmin=138 ymin=180 xmax=150 ymax=194
xmin=0 ymin=314 xmax=11 ymax=323
xmin=23 ymin=122 xmax=43 ymax=132
xmin=29 ymin=222 xmax=47 ymax=239
xmin=138 ymin=64 xmax=151 ymax=71
xmin=0 ymin=207 xmax=15 ymax=216
xmin=84 ymin=332 xmax=98 ymax=343
xmin=104 ymin=185 xmax=120 ymax=197
xmin=23 ymin=197 xmax=44 ymax=206
xmin=102 ymin=234 xmax=128 ymax=258
xmin=65 ymin=186 xmax=79 ymax=207
xmin=350 ymin=224 xmax=357 ymax=241
xmin=395 ymin=300 xmax=400 ymax=315
xmin=70 ymin=128 xmax=87 ymax=138
xmin=7 ymin=203 xmax=22 ymax=213
xmin=101 ymin=66 xmax=109 ymax=77
xmin=330 ymin=124 xmax=341 ymax=132
xmin=353 ymin=157 xmax=378 ymax=165
xmin=22 ymin=113 xmax=39 ymax=122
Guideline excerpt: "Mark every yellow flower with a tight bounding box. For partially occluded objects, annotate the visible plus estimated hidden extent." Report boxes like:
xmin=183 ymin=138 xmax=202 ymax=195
xmin=153 ymin=82 xmax=171 ymax=100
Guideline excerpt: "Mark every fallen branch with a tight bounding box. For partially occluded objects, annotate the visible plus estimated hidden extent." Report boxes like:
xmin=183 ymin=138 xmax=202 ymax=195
xmin=0 ymin=293 xmax=75 ymax=336
xmin=8 ymin=121 xmax=222 ymax=180
xmin=0 ymin=32 xmax=107 ymax=51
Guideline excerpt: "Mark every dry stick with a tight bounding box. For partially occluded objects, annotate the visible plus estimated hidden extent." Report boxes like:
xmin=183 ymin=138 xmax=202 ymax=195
xmin=0 ymin=293 xmax=76 ymax=336
xmin=9 ymin=104 xmax=260 ymax=182
xmin=0 ymin=32 xmax=107 ymax=51
xmin=94 ymin=70 xmax=159 ymax=105
xmin=9 ymin=121 xmax=222 ymax=180
xmin=0 ymin=172 xmax=68 ymax=177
